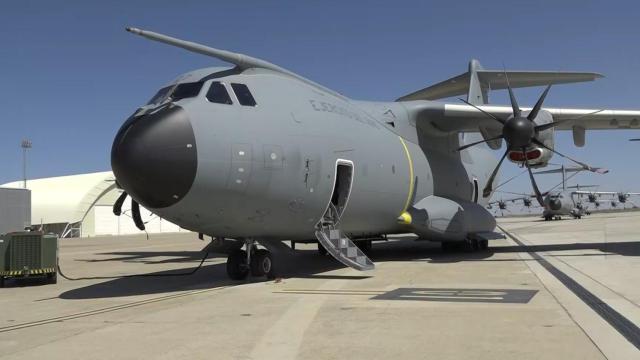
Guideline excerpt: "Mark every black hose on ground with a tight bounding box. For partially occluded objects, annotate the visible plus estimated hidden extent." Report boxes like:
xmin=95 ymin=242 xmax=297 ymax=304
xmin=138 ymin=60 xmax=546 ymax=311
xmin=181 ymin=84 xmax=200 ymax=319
xmin=57 ymin=242 xmax=212 ymax=281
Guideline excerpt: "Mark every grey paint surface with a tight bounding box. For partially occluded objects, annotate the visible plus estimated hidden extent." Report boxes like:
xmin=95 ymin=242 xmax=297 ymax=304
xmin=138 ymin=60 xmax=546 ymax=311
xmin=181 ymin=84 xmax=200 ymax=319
xmin=0 ymin=188 xmax=30 ymax=235
xmin=112 ymin=28 xmax=640 ymax=249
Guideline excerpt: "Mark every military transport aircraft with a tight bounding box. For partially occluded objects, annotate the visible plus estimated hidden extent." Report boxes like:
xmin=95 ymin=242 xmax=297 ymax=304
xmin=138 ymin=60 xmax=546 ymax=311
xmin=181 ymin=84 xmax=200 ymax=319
xmin=576 ymin=191 xmax=640 ymax=209
xmin=532 ymin=166 xmax=607 ymax=220
xmin=487 ymin=197 xmax=535 ymax=215
xmin=110 ymin=27 xmax=640 ymax=280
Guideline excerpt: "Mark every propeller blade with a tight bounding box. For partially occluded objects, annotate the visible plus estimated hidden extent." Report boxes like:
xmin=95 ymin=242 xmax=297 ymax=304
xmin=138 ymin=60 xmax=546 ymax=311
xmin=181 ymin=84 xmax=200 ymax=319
xmin=522 ymin=147 xmax=545 ymax=207
xmin=535 ymin=109 xmax=604 ymax=132
xmin=527 ymin=85 xmax=551 ymax=121
xmin=457 ymin=135 xmax=504 ymax=151
xmin=482 ymin=149 xmax=509 ymax=198
xmin=131 ymin=199 xmax=146 ymax=231
xmin=457 ymin=98 xmax=505 ymax=125
xmin=113 ymin=191 xmax=128 ymax=216
xmin=531 ymin=138 xmax=606 ymax=173
xmin=503 ymin=69 xmax=521 ymax=117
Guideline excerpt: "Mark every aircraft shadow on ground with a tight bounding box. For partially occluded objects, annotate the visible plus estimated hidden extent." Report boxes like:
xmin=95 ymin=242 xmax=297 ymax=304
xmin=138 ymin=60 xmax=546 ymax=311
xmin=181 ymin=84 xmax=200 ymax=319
xmin=58 ymin=237 xmax=639 ymax=300
xmin=76 ymin=250 xmax=227 ymax=265
xmin=492 ymin=241 xmax=640 ymax=257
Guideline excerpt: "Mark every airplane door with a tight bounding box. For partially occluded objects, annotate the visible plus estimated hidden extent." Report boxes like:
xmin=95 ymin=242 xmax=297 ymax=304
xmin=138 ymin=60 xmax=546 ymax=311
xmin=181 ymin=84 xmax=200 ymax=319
xmin=321 ymin=159 xmax=354 ymax=224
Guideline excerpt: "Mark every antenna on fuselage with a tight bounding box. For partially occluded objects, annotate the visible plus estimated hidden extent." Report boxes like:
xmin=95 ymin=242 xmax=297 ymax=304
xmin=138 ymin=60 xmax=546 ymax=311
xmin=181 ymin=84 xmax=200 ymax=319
xmin=125 ymin=27 xmax=345 ymax=100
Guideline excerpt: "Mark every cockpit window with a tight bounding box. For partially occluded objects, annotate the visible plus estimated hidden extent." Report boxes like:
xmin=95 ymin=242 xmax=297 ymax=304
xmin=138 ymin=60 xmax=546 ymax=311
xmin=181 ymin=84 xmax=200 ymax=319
xmin=146 ymin=82 xmax=204 ymax=105
xmin=147 ymin=86 xmax=171 ymax=105
xmin=231 ymin=83 xmax=257 ymax=106
xmin=170 ymin=82 xmax=204 ymax=102
xmin=206 ymin=82 xmax=233 ymax=105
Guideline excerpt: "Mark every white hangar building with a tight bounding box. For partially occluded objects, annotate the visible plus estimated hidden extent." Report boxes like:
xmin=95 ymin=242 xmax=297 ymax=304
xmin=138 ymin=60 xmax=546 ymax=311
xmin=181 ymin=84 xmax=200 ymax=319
xmin=1 ymin=172 xmax=185 ymax=237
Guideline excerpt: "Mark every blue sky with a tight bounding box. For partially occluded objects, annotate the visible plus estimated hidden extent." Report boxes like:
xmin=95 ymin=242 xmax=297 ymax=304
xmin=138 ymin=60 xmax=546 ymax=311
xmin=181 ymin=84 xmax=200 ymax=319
xmin=1 ymin=0 xmax=639 ymax=199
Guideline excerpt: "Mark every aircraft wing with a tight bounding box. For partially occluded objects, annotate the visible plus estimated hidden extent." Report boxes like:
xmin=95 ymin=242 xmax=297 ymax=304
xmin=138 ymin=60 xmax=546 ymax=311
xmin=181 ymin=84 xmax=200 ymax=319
xmin=573 ymin=191 xmax=617 ymax=196
xmin=406 ymin=102 xmax=640 ymax=133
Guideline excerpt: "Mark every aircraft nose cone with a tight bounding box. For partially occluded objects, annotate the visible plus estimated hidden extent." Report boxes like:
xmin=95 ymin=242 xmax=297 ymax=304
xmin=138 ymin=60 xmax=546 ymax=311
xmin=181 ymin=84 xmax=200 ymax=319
xmin=549 ymin=199 xmax=562 ymax=210
xmin=111 ymin=104 xmax=197 ymax=208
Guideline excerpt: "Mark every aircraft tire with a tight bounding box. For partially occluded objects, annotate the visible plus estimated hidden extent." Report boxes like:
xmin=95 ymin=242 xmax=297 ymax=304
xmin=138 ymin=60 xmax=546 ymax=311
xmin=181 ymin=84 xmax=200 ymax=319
xmin=227 ymin=249 xmax=249 ymax=280
xmin=479 ymin=239 xmax=489 ymax=250
xmin=251 ymin=249 xmax=274 ymax=278
xmin=468 ymin=239 xmax=479 ymax=252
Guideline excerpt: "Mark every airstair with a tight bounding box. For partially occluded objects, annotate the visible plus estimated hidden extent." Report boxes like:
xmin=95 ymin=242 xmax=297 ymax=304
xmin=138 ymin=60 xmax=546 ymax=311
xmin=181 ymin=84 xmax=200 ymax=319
xmin=315 ymin=203 xmax=374 ymax=271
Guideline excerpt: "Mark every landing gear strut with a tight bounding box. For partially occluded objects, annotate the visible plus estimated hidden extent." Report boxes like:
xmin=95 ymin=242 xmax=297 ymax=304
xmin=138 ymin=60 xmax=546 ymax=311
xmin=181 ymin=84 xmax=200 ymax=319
xmin=226 ymin=240 xmax=275 ymax=280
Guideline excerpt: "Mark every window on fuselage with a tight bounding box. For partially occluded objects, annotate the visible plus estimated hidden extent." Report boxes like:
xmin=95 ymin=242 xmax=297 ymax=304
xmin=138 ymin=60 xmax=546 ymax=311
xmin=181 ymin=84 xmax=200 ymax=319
xmin=231 ymin=83 xmax=257 ymax=106
xmin=170 ymin=82 xmax=204 ymax=102
xmin=147 ymin=86 xmax=172 ymax=105
xmin=206 ymin=82 xmax=233 ymax=104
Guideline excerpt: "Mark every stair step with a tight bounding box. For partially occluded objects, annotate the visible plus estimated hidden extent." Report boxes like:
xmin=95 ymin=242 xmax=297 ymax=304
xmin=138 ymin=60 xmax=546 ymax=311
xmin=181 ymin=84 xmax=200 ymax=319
xmin=315 ymin=228 xmax=374 ymax=271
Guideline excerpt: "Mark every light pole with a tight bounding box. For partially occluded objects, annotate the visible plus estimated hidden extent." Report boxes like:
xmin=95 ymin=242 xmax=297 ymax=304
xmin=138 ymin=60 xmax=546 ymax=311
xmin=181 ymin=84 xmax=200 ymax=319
xmin=21 ymin=139 xmax=32 ymax=189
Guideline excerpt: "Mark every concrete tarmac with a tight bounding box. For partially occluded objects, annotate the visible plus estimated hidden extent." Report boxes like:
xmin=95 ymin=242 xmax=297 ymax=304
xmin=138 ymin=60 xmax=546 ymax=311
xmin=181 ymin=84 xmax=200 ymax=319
xmin=1 ymin=212 xmax=639 ymax=359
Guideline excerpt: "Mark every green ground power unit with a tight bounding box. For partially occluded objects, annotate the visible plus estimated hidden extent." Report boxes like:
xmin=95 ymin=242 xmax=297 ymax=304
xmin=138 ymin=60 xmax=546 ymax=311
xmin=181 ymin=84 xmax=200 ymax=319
xmin=0 ymin=232 xmax=58 ymax=287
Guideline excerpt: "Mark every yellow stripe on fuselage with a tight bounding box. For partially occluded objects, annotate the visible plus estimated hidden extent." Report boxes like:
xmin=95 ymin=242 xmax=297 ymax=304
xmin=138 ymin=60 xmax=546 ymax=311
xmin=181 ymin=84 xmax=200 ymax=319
xmin=398 ymin=136 xmax=415 ymax=213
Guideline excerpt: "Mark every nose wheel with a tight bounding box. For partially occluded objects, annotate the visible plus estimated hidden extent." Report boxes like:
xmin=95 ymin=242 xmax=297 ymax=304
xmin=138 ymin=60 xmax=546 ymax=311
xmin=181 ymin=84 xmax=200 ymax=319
xmin=226 ymin=249 xmax=249 ymax=280
xmin=251 ymin=249 xmax=274 ymax=278
xmin=226 ymin=240 xmax=275 ymax=280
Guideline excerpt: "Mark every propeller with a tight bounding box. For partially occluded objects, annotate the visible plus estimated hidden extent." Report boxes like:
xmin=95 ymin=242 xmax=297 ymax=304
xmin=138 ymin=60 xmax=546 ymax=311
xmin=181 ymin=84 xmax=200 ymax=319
xmin=458 ymin=71 xmax=604 ymax=207
xmin=112 ymin=190 xmax=146 ymax=231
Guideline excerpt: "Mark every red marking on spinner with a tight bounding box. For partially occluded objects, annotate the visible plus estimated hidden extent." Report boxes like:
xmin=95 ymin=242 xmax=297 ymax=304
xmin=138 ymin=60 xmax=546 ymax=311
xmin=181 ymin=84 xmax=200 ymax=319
xmin=508 ymin=148 xmax=542 ymax=162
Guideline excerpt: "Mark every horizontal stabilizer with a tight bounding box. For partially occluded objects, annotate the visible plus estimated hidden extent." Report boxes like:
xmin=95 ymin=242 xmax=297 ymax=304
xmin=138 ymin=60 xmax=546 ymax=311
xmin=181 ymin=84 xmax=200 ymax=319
xmin=397 ymin=59 xmax=603 ymax=102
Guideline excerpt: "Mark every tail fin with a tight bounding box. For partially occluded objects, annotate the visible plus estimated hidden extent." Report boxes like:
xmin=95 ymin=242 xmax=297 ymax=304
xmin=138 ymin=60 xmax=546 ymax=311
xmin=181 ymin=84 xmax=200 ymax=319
xmin=396 ymin=59 xmax=603 ymax=104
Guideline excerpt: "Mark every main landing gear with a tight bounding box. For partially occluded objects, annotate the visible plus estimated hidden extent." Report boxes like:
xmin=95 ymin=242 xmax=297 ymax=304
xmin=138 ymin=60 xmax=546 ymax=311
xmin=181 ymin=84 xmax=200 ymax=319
xmin=441 ymin=238 xmax=488 ymax=252
xmin=226 ymin=240 xmax=275 ymax=280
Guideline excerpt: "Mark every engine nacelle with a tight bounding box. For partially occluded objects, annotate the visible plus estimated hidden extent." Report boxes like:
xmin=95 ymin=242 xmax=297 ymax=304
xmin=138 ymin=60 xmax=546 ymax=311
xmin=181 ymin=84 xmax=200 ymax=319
xmin=408 ymin=196 xmax=496 ymax=241
xmin=507 ymin=146 xmax=552 ymax=168
xmin=507 ymin=109 xmax=555 ymax=168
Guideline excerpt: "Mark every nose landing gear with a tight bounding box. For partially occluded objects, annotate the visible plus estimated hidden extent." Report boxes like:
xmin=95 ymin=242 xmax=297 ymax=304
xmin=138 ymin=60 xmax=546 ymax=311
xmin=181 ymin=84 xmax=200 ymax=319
xmin=226 ymin=240 xmax=275 ymax=280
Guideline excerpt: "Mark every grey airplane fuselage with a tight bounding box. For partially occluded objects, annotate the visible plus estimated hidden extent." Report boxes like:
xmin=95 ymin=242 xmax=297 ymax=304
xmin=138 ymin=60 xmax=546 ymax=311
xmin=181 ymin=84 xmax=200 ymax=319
xmin=543 ymin=190 xmax=582 ymax=218
xmin=114 ymin=67 xmax=496 ymax=241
